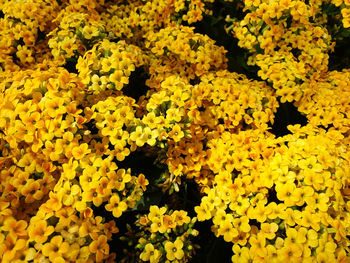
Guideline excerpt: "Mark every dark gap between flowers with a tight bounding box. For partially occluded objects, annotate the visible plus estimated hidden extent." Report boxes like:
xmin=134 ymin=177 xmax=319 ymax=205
xmin=189 ymin=1 xmax=259 ymax=80
xmin=64 ymin=59 xmax=78 ymax=74
xmin=123 ymin=66 xmax=150 ymax=102
xmin=269 ymin=101 xmax=308 ymax=137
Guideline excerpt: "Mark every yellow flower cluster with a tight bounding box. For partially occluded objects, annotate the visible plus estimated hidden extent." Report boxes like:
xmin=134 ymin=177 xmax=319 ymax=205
xmin=195 ymin=125 xmax=350 ymax=262
xmin=0 ymin=0 xmax=59 ymax=70
xmin=77 ymin=39 xmax=143 ymax=93
xmin=295 ymin=69 xmax=350 ymax=134
xmin=61 ymin=0 xmax=105 ymax=17
xmin=136 ymin=75 xmax=193 ymax=145
xmin=0 ymin=196 xmax=118 ymax=262
xmin=57 ymin=156 xmax=146 ymax=216
xmin=227 ymin=0 xmax=335 ymax=101
xmin=0 ymin=68 xmax=85 ymax=166
xmin=48 ymin=12 xmax=106 ymax=65
xmin=2 ymin=0 xmax=58 ymax=32
xmin=102 ymin=0 xmax=214 ymax=42
xmin=0 ymin=67 xmax=148 ymax=262
xmin=146 ymin=71 xmax=278 ymax=188
xmin=145 ymin=25 xmax=228 ymax=88
xmin=332 ymin=0 xmax=350 ymax=27
xmin=128 ymin=205 xmax=198 ymax=263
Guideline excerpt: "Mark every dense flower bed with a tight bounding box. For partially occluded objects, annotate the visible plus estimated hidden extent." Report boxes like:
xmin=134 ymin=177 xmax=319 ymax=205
xmin=0 ymin=0 xmax=349 ymax=262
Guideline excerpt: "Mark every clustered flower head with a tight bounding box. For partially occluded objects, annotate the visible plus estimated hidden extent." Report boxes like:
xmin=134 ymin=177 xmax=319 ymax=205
xmin=145 ymin=70 xmax=278 ymax=191
xmin=332 ymin=0 xmax=350 ymax=28
xmin=226 ymin=0 xmax=337 ymax=102
xmin=23 ymin=199 xmax=118 ymax=263
xmin=76 ymin=39 xmax=143 ymax=94
xmin=48 ymin=12 xmax=106 ymax=66
xmin=195 ymin=125 xmax=350 ymax=262
xmin=144 ymin=25 xmax=228 ymax=88
xmin=295 ymin=69 xmax=350 ymax=134
xmin=0 ymin=0 xmax=59 ymax=70
xmin=102 ymin=0 xmax=215 ymax=43
xmin=123 ymin=205 xmax=198 ymax=263
xmin=0 ymin=68 xmax=88 ymax=223
xmin=0 ymin=34 xmax=148 ymax=263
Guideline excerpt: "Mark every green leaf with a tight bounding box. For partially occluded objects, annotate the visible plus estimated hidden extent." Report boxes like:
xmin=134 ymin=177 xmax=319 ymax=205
xmin=341 ymin=29 xmax=350 ymax=38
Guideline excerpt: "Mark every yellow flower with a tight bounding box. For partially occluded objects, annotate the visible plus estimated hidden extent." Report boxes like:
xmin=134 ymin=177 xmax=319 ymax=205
xmin=249 ymin=233 xmax=267 ymax=257
xmin=16 ymin=45 xmax=34 ymax=64
xmin=105 ymin=194 xmax=128 ymax=218
xmin=229 ymin=196 xmax=250 ymax=215
xmin=61 ymin=37 xmax=78 ymax=57
xmin=312 ymin=193 xmax=329 ymax=212
xmin=113 ymin=169 xmax=131 ymax=191
xmin=130 ymin=126 xmax=146 ymax=147
xmin=22 ymin=111 xmax=43 ymax=132
xmin=142 ymin=112 xmax=162 ymax=129
xmin=298 ymin=210 xmax=320 ymax=231
xmin=79 ymin=166 xmax=99 ymax=190
xmin=56 ymin=206 xmax=77 ymax=227
xmin=101 ymin=58 xmax=113 ymax=73
xmin=150 ymin=216 xmax=167 ymax=233
xmin=317 ymin=252 xmax=337 ymax=263
xmin=277 ymin=244 xmax=302 ymax=262
xmin=45 ymin=97 xmax=66 ymax=118
xmin=303 ymin=171 xmax=324 ymax=191
xmin=110 ymin=130 xmax=129 ymax=146
xmin=247 ymin=201 xmax=271 ymax=223
xmin=194 ymin=203 xmax=212 ymax=221
xmin=201 ymin=190 xmax=221 ymax=211
xmin=113 ymin=143 xmax=131 ymax=161
xmin=137 ymin=173 xmax=149 ymax=191
xmin=62 ymin=158 xmax=79 ymax=180
xmin=163 ymin=214 xmax=176 ymax=229
xmin=285 ymin=227 xmax=307 ymax=247
xmin=276 ymin=182 xmax=299 ymax=206
xmin=89 ymin=235 xmax=109 ymax=262
xmin=295 ymin=186 xmax=314 ymax=206
xmin=14 ymin=120 xmax=34 ymax=143
xmin=82 ymin=25 xmax=99 ymax=40
xmin=142 ymin=127 xmax=159 ymax=146
xmin=28 ymin=220 xmax=54 ymax=244
xmin=266 ymin=244 xmax=279 ymax=262
xmin=164 ymin=238 xmax=184 ymax=261
xmin=109 ymin=70 xmax=129 ymax=90
xmin=233 ymin=216 xmax=251 ymax=233
xmin=98 ymin=176 xmax=113 ymax=196
xmin=298 ymin=156 xmax=323 ymax=172
xmin=168 ymin=124 xmax=184 ymax=142
xmin=42 ymin=235 xmax=70 ymax=262
xmin=148 ymin=206 xmax=167 ymax=221
xmin=72 ymin=143 xmax=91 ymax=160
xmin=172 ymin=210 xmax=190 ymax=226
xmin=21 ymin=180 xmax=44 ymax=203
xmin=213 ymin=209 xmax=232 ymax=226
xmin=341 ymin=8 xmax=350 ymax=28
xmin=280 ymin=208 xmax=301 ymax=227
xmin=306 ymin=229 xmax=318 ymax=248
xmin=170 ymin=90 xmax=190 ymax=107
xmin=260 ymin=222 xmax=279 ymax=240
xmin=218 ymin=219 xmax=239 ymax=242
xmin=2 ymin=217 xmax=28 ymax=239
xmin=60 ymin=182 xmax=81 ymax=206
xmin=82 ymin=186 xmax=104 ymax=207
xmin=2 ymin=235 xmax=27 ymax=262
xmin=140 ymin=243 xmax=160 ymax=263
